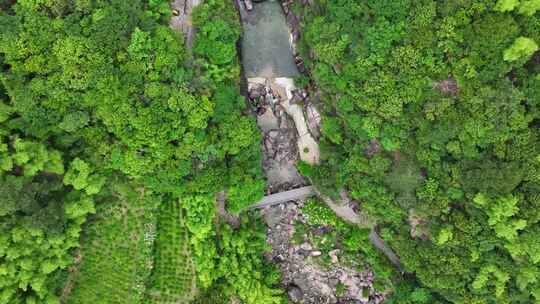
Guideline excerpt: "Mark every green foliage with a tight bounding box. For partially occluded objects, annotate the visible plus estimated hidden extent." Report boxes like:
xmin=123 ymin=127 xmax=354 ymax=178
xmin=184 ymin=195 xmax=216 ymax=243
xmin=145 ymin=200 xmax=196 ymax=304
xmin=215 ymin=221 xmax=284 ymax=304
xmin=518 ymin=0 xmax=540 ymax=15
xmin=435 ymin=227 xmax=453 ymax=246
xmin=303 ymin=198 xmax=340 ymax=227
xmin=321 ymin=117 xmax=343 ymax=144
xmin=495 ymin=0 xmax=540 ymax=15
xmin=185 ymin=202 xmax=285 ymax=304
xmin=0 ymin=0 xmax=270 ymax=302
xmin=384 ymin=157 xmax=424 ymax=208
xmin=297 ymin=0 xmax=540 ymax=302
xmin=192 ymin=0 xmax=242 ymax=85
xmin=142 ymin=2 xmax=273 ymax=301
xmin=386 ymin=280 xmax=435 ymax=304
xmin=495 ymin=0 xmax=520 ymax=12
xmin=0 ymin=158 xmax=95 ymax=304
xmin=191 ymin=288 xmax=229 ymax=304
xmin=473 ymin=194 xmax=528 ymax=241
xmin=63 ymin=158 xmax=105 ymax=195
xmin=503 ymin=37 xmax=539 ymax=62
xmin=0 ymin=0 xmax=259 ymax=188
xmin=66 ymin=182 xmax=159 ymax=304
xmin=189 ymin=0 xmax=265 ymax=212
xmin=299 ymin=199 xmax=398 ymax=292
xmin=58 ymin=111 xmax=89 ymax=133
xmin=1 ymin=138 xmax=64 ymax=176
xmin=226 ymin=177 xmax=265 ymax=214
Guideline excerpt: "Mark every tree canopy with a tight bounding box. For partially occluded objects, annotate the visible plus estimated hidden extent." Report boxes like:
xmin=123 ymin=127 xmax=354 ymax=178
xmin=294 ymin=0 xmax=540 ymax=302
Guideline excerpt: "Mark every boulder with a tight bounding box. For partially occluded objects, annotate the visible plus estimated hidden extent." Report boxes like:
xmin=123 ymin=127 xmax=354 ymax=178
xmin=249 ymin=84 xmax=266 ymax=100
xmin=328 ymin=249 xmax=340 ymax=264
xmin=304 ymin=103 xmax=322 ymax=139
xmin=288 ymin=286 xmax=303 ymax=303
xmin=310 ymin=250 xmax=322 ymax=257
xmin=300 ymin=242 xmax=312 ymax=251
xmin=244 ymin=0 xmax=253 ymax=11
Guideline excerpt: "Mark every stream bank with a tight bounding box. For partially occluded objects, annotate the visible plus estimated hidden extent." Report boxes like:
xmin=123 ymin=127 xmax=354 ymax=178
xmin=235 ymin=1 xmax=406 ymax=302
xmin=238 ymin=0 xmax=321 ymax=193
xmin=237 ymin=1 xmax=389 ymax=303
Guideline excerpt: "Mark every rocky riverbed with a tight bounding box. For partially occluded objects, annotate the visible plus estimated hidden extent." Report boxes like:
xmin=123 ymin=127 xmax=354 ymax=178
xmin=237 ymin=1 xmax=400 ymax=303
xmin=240 ymin=0 xmax=321 ymax=193
xmin=247 ymin=77 xmax=321 ymax=193
xmin=262 ymin=201 xmax=385 ymax=304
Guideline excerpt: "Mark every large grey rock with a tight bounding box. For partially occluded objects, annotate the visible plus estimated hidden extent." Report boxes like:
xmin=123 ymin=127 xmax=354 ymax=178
xmin=244 ymin=0 xmax=253 ymax=11
xmin=288 ymin=286 xmax=303 ymax=303
xmin=305 ymin=103 xmax=322 ymax=139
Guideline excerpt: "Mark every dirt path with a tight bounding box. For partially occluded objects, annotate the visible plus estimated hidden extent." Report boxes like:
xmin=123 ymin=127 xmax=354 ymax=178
xmin=59 ymin=250 xmax=82 ymax=303
xmin=170 ymin=0 xmax=201 ymax=50
xmin=369 ymin=230 xmax=403 ymax=271
xmin=216 ymin=191 xmax=240 ymax=228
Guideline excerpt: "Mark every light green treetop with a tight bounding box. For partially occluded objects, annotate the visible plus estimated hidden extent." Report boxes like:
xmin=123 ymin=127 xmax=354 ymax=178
xmin=503 ymin=37 xmax=539 ymax=62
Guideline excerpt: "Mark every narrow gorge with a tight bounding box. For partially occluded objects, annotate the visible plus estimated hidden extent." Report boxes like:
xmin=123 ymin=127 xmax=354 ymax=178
xmin=235 ymin=1 xmax=401 ymax=303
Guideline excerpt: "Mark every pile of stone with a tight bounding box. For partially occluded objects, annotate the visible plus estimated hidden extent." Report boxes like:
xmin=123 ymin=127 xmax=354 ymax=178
xmin=263 ymin=202 xmax=386 ymax=304
xmin=248 ymin=82 xmax=306 ymax=193
xmin=248 ymin=83 xmax=279 ymax=116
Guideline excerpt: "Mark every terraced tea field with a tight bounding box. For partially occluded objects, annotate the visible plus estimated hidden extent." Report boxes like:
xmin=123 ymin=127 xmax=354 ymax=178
xmin=65 ymin=183 xmax=159 ymax=304
xmin=145 ymin=200 xmax=197 ymax=304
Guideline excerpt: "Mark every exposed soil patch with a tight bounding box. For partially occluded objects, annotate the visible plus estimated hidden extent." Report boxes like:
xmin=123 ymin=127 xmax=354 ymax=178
xmin=59 ymin=250 xmax=82 ymax=303
xmin=170 ymin=0 xmax=201 ymax=50
xmin=434 ymin=77 xmax=459 ymax=95
xmin=216 ymin=191 xmax=240 ymax=228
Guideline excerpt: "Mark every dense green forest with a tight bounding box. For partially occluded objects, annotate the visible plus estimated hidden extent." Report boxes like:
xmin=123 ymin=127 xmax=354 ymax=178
xmin=294 ymin=0 xmax=540 ymax=303
xmin=0 ymin=0 xmax=279 ymax=303
xmin=1 ymin=0 xmax=540 ymax=303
